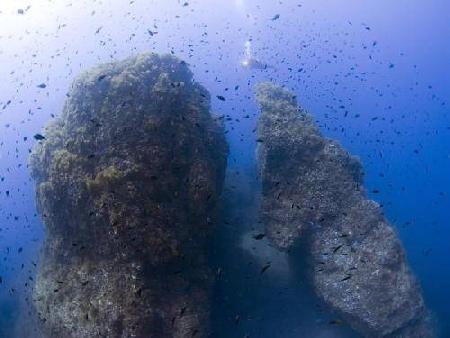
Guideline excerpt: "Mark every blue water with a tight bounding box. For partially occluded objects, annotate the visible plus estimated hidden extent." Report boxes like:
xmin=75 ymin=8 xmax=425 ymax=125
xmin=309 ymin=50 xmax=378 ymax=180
xmin=0 ymin=0 xmax=449 ymax=336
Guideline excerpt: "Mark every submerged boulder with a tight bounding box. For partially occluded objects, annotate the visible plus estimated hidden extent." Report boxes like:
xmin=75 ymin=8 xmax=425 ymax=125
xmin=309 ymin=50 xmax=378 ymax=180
xmin=30 ymin=53 xmax=228 ymax=338
xmin=255 ymin=82 xmax=433 ymax=337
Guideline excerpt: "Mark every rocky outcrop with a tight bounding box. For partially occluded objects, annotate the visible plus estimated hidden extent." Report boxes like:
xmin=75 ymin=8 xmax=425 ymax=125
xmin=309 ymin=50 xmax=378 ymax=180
xmin=30 ymin=53 xmax=228 ymax=338
xmin=255 ymin=82 xmax=433 ymax=337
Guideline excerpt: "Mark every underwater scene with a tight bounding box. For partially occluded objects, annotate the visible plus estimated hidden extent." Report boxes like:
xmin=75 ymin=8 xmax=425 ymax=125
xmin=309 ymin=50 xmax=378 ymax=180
xmin=0 ymin=1 xmax=449 ymax=337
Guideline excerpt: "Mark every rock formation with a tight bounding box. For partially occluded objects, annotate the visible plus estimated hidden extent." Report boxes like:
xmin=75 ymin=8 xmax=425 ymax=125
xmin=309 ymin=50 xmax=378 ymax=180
xmin=255 ymin=82 xmax=433 ymax=337
xmin=30 ymin=53 xmax=228 ymax=338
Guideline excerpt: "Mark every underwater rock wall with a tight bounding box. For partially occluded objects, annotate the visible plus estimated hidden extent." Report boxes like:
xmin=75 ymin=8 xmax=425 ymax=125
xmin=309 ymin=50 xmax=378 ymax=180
xmin=29 ymin=53 xmax=228 ymax=338
xmin=255 ymin=82 xmax=433 ymax=337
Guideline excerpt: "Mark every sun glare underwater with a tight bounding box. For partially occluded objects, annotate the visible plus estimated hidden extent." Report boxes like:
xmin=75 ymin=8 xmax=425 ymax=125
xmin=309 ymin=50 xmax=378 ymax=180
xmin=0 ymin=0 xmax=449 ymax=337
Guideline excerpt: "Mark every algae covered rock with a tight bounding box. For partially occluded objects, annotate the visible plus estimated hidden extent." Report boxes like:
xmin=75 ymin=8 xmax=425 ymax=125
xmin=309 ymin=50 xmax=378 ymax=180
xmin=30 ymin=53 xmax=227 ymax=338
xmin=255 ymin=82 xmax=433 ymax=337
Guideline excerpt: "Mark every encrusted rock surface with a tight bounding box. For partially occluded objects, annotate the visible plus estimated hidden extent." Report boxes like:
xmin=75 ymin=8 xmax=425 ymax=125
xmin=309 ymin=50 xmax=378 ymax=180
xmin=255 ymin=82 xmax=433 ymax=337
xmin=30 ymin=53 xmax=228 ymax=338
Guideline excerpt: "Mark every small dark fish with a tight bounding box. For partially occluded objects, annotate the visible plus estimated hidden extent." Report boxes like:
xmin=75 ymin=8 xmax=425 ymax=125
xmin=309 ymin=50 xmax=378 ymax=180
xmin=33 ymin=133 xmax=46 ymax=141
xmin=37 ymin=83 xmax=47 ymax=89
xmin=253 ymin=233 xmax=265 ymax=240
xmin=256 ymin=138 xmax=264 ymax=143
xmin=333 ymin=245 xmax=343 ymax=253
xmin=97 ymin=74 xmax=107 ymax=81
xmin=271 ymin=14 xmax=280 ymax=21
xmin=216 ymin=95 xmax=226 ymax=101
xmin=18 ymin=9 xmax=24 ymax=15
xmin=90 ymin=119 xmax=102 ymax=127
xmin=422 ymin=248 xmax=432 ymax=256
xmin=340 ymin=275 xmax=352 ymax=282
xmin=260 ymin=263 xmax=271 ymax=274
xmin=329 ymin=319 xmax=343 ymax=325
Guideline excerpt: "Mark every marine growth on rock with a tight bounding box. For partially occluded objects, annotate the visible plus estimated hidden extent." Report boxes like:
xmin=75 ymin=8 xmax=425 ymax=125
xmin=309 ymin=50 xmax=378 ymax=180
xmin=30 ymin=53 xmax=228 ymax=338
xmin=255 ymin=82 xmax=433 ymax=338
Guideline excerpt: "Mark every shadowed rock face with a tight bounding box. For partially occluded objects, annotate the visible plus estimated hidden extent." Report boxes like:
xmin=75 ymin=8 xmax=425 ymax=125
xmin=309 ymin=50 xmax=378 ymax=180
xmin=255 ymin=82 xmax=433 ymax=337
xmin=30 ymin=53 xmax=228 ymax=338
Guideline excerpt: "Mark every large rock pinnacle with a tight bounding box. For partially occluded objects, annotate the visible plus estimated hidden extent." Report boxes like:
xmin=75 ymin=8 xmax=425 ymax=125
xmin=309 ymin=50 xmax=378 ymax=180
xmin=255 ymin=82 xmax=433 ymax=337
xmin=30 ymin=53 xmax=228 ymax=338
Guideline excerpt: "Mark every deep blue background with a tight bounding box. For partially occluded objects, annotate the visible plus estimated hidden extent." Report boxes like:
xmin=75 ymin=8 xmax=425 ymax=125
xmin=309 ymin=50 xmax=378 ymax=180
xmin=0 ymin=0 xmax=449 ymax=336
